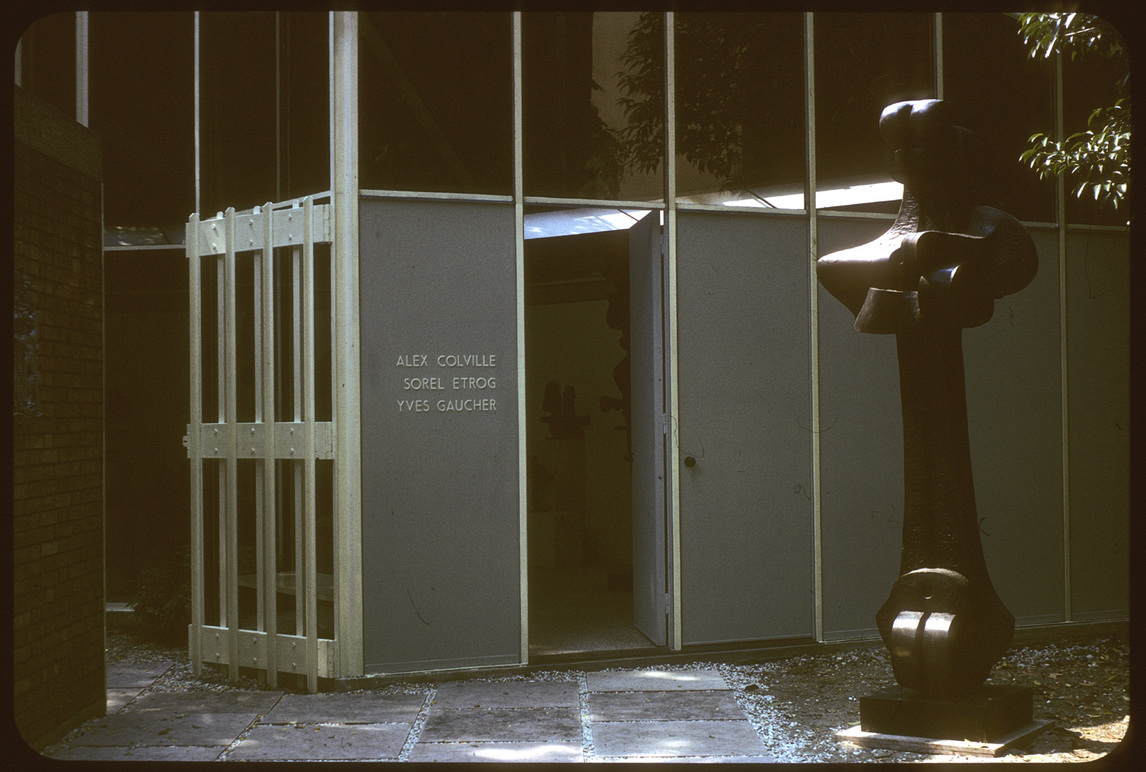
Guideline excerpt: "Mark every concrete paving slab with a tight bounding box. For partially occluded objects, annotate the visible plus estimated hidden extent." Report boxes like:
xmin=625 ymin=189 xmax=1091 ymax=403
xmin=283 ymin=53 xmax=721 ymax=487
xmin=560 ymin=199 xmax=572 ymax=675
xmin=432 ymin=681 xmax=579 ymax=709
xmin=262 ymin=692 xmax=426 ymax=724
xmin=591 ymin=719 xmax=769 ymax=758
xmin=586 ymin=670 xmax=728 ymax=692
xmin=122 ymin=690 xmax=283 ymax=715
xmin=68 ymin=711 xmax=256 ymax=747
xmin=588 ymin=690 xmax=746 ymax=722
xmin=408 ymin=741 xmax=583 ymax=763
xmin=44 ymin=744 xmax=225 ymax=762
xmin=106 ymin=661 xmax=174 ymax=688
xmin=226 ymin=723 xmax=410 ymax=761
xmin=107 ymin=687 xmax=145 ymax=713
xmin=420 ymin=707 xmax=581 ymax=743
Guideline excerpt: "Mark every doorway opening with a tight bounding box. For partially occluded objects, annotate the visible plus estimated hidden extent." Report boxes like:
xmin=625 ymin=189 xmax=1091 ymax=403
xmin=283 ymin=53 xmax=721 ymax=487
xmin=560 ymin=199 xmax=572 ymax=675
xmin=524 ymin=208 xmax=663 ymax=659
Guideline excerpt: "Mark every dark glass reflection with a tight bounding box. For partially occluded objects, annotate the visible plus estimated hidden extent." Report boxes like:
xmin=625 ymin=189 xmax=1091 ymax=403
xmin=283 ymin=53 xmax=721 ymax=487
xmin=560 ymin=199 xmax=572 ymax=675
xmin=359 ymin=12 xmax=513 ymax=195
xmin=278 ymin=14 xmax=330 ymax=203
xmin=944 ymin=13 xmax=1055 ymax=223
xmin=91 ymin=13 xmax=195 ymax=232
xmin=1060 ymin=33 xmax=1129 ymax=226
xmin=19 ymin=13 xmax=76 ymax=118
xmin=815 ymin=13 xmax=933 ymax=214
xmin=200 ymin=12 xmax=277 ymax=215
xmin=674 ymin=13 xmax=805 ymax=207
xmin=524 ymin=12 xmax=662 ymax=202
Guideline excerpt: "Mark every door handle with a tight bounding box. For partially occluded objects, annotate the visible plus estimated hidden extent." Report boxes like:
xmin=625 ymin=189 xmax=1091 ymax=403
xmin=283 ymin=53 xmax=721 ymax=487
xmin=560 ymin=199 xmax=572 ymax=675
xmin=683 ymin=455 xmax=697 ymax=468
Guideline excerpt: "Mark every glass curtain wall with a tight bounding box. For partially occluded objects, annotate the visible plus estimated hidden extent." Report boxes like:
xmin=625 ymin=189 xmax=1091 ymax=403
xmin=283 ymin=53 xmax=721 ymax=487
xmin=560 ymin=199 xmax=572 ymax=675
xmin=277 ymin=14 xmax=331 ymax=202
xmin=358 ymin=12 xmax=513 ymax=195
xmin=1058 ymin=22 xmax=1129 ymax=226
xmin=200 ymin=12 xmax=329 ymax=216
xmin=91 ymin=13 xmax=195 ymax=237
xmin=349 ymin=11 xmax=1098 ymax=226
xmin=522 ymin=12 xmax=663 ymax=204
xmin=943 ymin=13 xmax=1055 ymax=224
xmin=200 ymin=13 xmax=277 ymax=215
xmin=672 ymin=12 xmax=806 ymax=209
xmin=813 ymin=13 xmax=934 ymax=214
xmin=16 ymin=12 xmax=76 ymax=116
xmin=89 ymin=14 xmax=196 ymax=605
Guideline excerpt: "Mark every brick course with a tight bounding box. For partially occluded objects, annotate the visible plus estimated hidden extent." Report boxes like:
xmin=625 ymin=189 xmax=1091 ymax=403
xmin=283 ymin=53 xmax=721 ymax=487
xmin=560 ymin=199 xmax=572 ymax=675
xmin=13 ymin=86 xmax=106 ymax=752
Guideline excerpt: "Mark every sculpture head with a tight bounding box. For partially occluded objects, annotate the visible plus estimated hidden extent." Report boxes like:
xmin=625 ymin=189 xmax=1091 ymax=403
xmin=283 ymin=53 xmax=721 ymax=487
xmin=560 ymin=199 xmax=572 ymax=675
xmin=880 ymin=100 xmax=978 ymax=231
xmin=816 ymin=99 xmax=1036 ymax=332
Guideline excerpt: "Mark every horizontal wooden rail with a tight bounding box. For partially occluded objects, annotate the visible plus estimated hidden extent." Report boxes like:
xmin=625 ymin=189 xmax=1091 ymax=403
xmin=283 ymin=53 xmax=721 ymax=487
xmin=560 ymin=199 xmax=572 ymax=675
xmin=189 ymin=204 xmax=332 ymax=257
xmin=193 ymin=625 xmax=337 ymax=678
xmin=184 ymin=422 xmax=336 ymax=460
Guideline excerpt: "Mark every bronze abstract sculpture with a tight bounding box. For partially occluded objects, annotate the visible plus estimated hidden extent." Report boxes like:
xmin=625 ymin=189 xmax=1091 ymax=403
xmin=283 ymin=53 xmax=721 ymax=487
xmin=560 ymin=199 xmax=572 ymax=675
xmin=818 ymin=100 xmax=1037 ymax=702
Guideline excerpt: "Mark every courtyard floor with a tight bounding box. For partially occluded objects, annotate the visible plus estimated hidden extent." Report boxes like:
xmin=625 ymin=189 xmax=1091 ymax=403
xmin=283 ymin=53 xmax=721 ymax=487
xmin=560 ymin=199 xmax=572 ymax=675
xmin=38 ymin=626 xmax=1131 ymax=763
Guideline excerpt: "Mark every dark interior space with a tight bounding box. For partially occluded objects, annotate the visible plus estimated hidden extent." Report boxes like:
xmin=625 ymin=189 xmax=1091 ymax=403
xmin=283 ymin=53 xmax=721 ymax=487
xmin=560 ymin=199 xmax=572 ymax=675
xmin=103 ymin=251 xmax=190 ymax=601
xmin=524 ymin=220 xmax=658 ymax=658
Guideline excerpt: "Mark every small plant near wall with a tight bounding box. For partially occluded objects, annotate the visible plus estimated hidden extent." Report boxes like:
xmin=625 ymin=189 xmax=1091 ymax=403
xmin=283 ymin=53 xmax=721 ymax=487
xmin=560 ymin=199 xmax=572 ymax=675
xmin=130 ymin=545 xmax=191 ymax=646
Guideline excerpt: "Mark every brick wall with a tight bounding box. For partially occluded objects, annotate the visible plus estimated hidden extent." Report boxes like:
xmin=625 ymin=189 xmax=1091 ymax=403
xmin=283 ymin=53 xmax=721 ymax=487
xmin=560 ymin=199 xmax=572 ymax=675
xmin=13 ymin=86 xmax=106 ymax=752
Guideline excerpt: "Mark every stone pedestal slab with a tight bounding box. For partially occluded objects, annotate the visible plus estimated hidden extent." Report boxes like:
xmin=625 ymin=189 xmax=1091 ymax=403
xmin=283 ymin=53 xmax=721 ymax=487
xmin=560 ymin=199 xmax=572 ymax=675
xmin=860 ymin=684 xmax=1033 ymax=742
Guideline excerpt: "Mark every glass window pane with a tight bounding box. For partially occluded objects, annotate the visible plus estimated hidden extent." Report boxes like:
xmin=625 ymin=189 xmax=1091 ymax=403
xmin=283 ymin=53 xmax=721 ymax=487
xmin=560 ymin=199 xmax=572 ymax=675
xmin=674 ymin=12 xmax=805 ymax=209
xmin=815 ymin=13 xmax=934 ymax=214
xmin=200 ymin=12 xmax=278 ymax=215
xmin=200 ymin=13 xmax=328 ymax=215
xmin=91 ymin=13 xmax=194 ymax=233
xmin=524 ymin=12 xmax=663 ymax=202
xmin=279 ymin=14 xmax=330 ymax=202
xmin=1060 ymin=19 xmax=1129 ymax=226
xmin=19 ymin=13 xmax=76 ymax=118
xmin=359 ymin=12 xmax=512 ymax=196
xmin=944 ymin=13 xmax=1055 ymax=223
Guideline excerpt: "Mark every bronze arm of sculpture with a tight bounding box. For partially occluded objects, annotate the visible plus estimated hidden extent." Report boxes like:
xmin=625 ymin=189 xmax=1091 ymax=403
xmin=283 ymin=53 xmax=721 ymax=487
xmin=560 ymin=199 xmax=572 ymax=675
xmin=817 ymin=100 xmax=1037 ymax=698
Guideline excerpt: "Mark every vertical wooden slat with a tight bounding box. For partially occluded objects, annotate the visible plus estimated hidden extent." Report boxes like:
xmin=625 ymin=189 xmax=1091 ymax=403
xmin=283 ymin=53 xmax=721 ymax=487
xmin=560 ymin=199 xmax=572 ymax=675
xmin=302 ymin=196 xmax=319 ymax=692
xmin=188 ymin=214 xmax=204 ymax=676
xmin=224 ymin=207 xmax=240 ymax=680
xmin=253 ymin=210 xmax=265 ymax=636
xmin=261 ymin=204 xmax=278 ymax=686
xmin=275 ymin=242 xmax=287 ymax=572
xmin=293 ymin=236 xmax=304 ymax=421
xmin=216 ymin=230 xmax=228 ymax=628
xmin=274 ymin=241 xmax=290 ymax=601
xmin=293 ymin=237 xmax=305 ymax=636
xmin=288 ymin=234 xmax=302 ymax=632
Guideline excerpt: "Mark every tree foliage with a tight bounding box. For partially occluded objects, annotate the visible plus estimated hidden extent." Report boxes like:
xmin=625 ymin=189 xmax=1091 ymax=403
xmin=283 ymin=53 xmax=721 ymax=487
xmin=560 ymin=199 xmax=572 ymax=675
xmin=617 ymin=13 xmax=752 ymax=188
xmin=1016 ymin=12 xmax=1130 ymax=219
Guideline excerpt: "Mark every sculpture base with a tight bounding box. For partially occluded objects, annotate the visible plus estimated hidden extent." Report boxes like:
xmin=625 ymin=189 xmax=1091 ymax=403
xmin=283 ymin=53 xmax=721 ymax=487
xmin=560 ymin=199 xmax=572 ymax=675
xmin=836 ymin=719 xmax=1052 ymax=758
xmin=859 ymin=684 xmax=1033 ymax=742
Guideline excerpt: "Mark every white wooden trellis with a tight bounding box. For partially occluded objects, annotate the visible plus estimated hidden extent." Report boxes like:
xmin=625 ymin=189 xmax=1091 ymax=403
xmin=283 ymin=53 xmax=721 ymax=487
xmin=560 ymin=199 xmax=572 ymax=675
xmin=185 ymin=196 xmax=335 ymax=691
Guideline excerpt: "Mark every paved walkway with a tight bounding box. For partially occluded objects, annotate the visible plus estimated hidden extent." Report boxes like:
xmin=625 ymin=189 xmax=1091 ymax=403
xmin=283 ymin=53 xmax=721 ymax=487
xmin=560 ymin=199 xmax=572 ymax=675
xmin=43 ymin=662 xmax=776 ymax=762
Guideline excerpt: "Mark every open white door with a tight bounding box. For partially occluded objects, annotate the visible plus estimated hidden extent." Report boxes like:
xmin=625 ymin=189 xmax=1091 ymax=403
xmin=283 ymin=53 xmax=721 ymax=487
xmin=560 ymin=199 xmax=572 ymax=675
xmin=629 ymin=213 xmax=668 ymax=646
